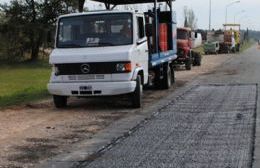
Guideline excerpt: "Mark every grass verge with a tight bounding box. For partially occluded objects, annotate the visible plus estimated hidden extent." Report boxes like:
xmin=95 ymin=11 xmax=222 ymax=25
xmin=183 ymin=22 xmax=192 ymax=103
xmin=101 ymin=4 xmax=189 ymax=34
xmin=240 ymin=40 xmax=255 ymax=52
xmin=193 ymin=46 xmax=205 ymax=55
xmin=0 ymin=61 xmax=51 ymax=108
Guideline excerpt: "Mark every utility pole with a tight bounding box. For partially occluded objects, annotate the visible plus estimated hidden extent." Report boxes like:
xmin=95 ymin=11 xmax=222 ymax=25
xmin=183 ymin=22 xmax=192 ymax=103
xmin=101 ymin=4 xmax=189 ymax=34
xmin=209 ymin=0 xmax=212 ymax=31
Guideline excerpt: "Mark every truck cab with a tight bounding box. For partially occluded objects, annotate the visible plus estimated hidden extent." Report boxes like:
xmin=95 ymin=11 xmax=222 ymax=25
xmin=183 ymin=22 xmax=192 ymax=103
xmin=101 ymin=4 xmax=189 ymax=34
xmin=48 ymin=11 xmax=149 ymax=107
xmin=48 ymin=0 xmax=177 ymax=108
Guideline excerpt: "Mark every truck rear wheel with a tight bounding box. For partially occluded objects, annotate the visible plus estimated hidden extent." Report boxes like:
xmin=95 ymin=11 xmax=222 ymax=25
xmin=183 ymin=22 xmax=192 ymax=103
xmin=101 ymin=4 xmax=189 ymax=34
xmin=232 ymin=47 xmax=236 ymax=53
xmin=192 ymin=52 xmax=201 ymax=66
xmin=185 ymin=57 xmax=192 ymax=70
xmin=53 ymin=95 xmax=67 ymax=108
xmin=171 ymin=66 xmax=175 ymax=84
xmin=162 ymin=65 xmax=172 ymax=89
xmin=131 ymin=75 xmax=142 ymax=108
xmin=236 ymin=44 xmax=240 ymax=52
xmin=195 ymin=53 xmax=202 ymax=66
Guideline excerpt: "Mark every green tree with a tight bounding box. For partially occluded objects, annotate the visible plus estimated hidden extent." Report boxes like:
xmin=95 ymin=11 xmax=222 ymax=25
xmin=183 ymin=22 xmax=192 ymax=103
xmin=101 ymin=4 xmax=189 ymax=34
xmin=0 ymin=0 xmax=77 ymax=61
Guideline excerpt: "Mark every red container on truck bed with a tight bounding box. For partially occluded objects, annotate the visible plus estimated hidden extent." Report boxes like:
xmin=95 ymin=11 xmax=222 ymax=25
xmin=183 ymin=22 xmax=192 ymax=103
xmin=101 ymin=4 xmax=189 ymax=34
xmin=159 ymin=23 xmax=168 ymax=52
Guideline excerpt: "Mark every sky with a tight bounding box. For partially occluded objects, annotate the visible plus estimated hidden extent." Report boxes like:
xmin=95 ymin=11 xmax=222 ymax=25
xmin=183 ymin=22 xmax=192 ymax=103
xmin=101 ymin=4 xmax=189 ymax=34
xmin=0 ymin=0 xmax=259 ymax=30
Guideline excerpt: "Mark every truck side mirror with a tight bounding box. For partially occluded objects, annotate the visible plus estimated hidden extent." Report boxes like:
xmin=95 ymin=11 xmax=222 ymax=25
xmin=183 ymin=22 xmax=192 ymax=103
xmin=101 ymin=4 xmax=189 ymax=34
xmin=195 ymin=32 xmax=198 ymax=39
xmin=189 ymin=32 xmax=192 ymax=38
xmin=145 ymin=24 xmax=152 ymax=37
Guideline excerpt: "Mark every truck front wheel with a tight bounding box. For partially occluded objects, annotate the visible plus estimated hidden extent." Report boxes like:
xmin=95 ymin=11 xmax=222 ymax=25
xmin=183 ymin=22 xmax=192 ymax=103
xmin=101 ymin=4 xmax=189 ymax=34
xmin=131 ymin=75 xmax=143 ymax=108
xmin=53 ymin=95 xmax=67 ymax=108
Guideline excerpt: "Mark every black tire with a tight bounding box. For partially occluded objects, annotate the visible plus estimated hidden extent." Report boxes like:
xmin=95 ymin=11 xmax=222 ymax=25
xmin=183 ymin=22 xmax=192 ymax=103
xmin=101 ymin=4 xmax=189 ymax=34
xmin=227 ymin=48 xmax=230 ymax=54
xmin=192 ymin=58 xmax=196 ymax=66
xmin=53 ymin=95 xmax=67 ymax=108
xmin=191 ymin=51 xmax=195 ymax=66
xmin=232 ymin=47 xmax=236 ymax=53
xmin=162 ymin=65 xmax=172 ymax=89
xmin=192 ymin=52 xmax=201 ymax=66
xmin=195 ymin=54 xmax=202 ymax=66
xmin=236 ymin=44 xmax=240 ymax=52
xmin=131 ymin=75 xmax=142 ymax=108
xmin=171 ymin=66 xmax=175 ymax=84
xmin=185 ymin=57 xmax=192 ymax=70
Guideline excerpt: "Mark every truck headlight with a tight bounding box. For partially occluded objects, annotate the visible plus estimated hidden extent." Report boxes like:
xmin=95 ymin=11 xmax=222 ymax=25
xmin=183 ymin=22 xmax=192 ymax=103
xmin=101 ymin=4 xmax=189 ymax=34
xmin=116 ymin=62 xmax=132 ymax=73
xmin=52 ymin=65 xmax=59 ymax=76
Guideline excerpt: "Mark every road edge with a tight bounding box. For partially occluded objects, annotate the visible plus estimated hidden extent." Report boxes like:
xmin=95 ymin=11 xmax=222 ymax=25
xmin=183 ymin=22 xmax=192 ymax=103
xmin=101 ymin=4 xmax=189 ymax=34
xmin=253 ymin=83 xmax=260 ymax=168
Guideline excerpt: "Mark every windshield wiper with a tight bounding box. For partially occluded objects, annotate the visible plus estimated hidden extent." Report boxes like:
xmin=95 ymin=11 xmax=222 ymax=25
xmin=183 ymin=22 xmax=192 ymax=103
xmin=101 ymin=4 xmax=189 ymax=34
xmin=60 ymin=44 xmax=83 ymax=48
xmin=86 ymin=42 xmax=115 ymax=47
xmin=99 ymin=42 xmax=115 ymax=46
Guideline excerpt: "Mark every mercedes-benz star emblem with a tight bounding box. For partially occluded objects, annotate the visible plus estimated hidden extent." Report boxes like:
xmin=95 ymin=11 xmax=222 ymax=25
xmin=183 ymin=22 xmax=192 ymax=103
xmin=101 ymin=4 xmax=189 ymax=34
xmin=80 ymin=64 xmax=90 ymax=74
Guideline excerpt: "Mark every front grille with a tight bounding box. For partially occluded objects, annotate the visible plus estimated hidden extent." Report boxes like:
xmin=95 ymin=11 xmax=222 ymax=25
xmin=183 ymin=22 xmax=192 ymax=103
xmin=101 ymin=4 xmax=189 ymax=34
xmin=71 ymin=90 xmax=102 ymax=95
xmin=56 ymin=62 xmax=129 ymax=75
xmin=68 ymin=74 xmax=104 ymax=81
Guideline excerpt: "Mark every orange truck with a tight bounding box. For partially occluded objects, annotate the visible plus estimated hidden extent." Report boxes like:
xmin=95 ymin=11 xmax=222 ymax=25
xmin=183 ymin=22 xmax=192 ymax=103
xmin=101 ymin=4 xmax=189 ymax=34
xmin=175 ymin=27 xmax=201 ymax=70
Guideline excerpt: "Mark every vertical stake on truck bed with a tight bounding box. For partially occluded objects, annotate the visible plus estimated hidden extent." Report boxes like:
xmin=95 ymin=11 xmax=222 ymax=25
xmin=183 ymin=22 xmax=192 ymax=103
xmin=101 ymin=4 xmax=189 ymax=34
xmin=154 ymin=0 xmax=163 ymax=79
xmin=154 ymin=0 xmax=159 ymax=54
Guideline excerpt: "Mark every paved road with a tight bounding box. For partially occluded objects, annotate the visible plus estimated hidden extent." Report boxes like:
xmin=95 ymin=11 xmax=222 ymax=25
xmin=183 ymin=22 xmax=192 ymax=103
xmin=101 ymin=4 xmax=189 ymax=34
xmin=78 ymin=45 xmax=260 ymax=168
xmin=82 ymin=85 xmax=256 ymax=168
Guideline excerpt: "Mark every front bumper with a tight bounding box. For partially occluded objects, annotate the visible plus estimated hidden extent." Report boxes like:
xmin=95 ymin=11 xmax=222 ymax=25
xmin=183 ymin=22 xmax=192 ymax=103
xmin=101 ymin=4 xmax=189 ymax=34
xmin=47 ymin=81 xmax=136 ymax=96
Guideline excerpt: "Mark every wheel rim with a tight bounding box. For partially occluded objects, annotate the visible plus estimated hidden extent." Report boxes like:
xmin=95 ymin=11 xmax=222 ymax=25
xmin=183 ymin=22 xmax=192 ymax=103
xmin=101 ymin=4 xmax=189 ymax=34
xmin=167 ymin=68 xmax=171 ymax=87
xmin=140 ymin=83 xmax=143 ymax=96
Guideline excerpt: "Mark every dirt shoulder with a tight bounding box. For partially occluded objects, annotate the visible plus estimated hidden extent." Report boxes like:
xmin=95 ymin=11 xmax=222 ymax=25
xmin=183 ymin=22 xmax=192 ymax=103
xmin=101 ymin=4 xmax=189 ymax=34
xmin=0 ymin=53 xmax=233 ymax=168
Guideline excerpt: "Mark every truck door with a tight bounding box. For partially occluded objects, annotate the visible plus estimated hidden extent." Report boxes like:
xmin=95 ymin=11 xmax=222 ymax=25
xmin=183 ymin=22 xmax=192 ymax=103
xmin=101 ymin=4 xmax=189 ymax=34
xmin=136 ymin=16 xmax=149 ymax=84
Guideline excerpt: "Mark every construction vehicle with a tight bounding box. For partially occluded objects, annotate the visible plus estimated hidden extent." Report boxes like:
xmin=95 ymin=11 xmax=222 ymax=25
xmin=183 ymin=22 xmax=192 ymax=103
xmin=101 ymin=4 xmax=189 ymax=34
xmin=219 ymin=24 xmax=241 ymax=53
xmin=175 ymin=27 xmax=201 ymax=70
xmin=204 ymin=41 xmax=220 ymax=55
xmin=204 ymin=31 xmax=222 ymax=54
xmin=47 ymin=0 xmax=178 ymax=108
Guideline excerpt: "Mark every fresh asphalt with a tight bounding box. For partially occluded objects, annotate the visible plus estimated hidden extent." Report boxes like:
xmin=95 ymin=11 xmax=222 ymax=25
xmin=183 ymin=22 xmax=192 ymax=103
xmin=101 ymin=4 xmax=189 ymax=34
xmin=80 ymin=45 xmax=260 ymax=168
xmin=83 ymin=84 xmax=256 ymax=168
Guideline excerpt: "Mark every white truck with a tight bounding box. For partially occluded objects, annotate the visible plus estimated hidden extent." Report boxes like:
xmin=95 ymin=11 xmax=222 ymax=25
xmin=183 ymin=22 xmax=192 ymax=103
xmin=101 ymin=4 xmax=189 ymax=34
xmin=48 ymin=0 xmax=178 ymax=108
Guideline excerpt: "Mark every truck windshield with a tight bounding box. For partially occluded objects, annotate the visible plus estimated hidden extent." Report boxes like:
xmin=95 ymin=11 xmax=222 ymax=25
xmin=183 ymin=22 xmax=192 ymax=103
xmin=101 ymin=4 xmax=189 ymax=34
xmin=177 ymin=30 xmax=189 ymax=40
xmin=57 ymin=13 xmax=133 ymax=48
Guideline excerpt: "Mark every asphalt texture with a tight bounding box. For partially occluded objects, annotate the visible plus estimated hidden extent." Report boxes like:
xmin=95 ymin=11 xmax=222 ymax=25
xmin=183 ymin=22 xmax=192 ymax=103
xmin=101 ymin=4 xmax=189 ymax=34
xmin=81 ymin=84 xmax=257 ymax=168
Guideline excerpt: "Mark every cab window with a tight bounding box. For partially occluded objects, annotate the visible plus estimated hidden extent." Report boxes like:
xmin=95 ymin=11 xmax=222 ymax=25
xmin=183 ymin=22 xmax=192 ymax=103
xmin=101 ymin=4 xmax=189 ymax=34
xmin=137 ymin=17 xmax=145 ymax=39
